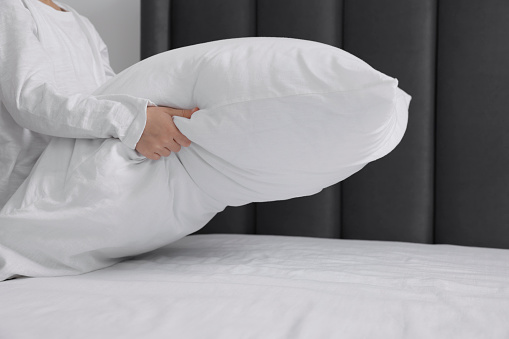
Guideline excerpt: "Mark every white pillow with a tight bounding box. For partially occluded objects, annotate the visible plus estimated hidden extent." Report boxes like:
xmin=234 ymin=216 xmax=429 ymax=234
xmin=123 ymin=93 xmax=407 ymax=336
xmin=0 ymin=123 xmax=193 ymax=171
xmin=0 ymin=37 xmax=410 ymax=280
xmin=98 ymin=37 xmax=410 ymax=205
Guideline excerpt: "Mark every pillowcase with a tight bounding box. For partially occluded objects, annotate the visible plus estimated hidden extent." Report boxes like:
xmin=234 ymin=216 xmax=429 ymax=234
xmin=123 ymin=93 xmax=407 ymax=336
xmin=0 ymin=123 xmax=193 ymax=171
xmin=0 ymin=37 xmax=410 ymax=280
xmin=98 ymin=37 xmax=410 ymax=206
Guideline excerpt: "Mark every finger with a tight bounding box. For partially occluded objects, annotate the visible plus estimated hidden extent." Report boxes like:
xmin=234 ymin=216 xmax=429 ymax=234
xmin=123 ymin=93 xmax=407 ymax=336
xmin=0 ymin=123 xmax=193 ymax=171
xmin=166 ymin=108 xmax=186 ymax=118
xmin=168 ymin=108 xmax=197 ymax=119
xmin=149 ymin=152 xmax=161 ymax=161
xmin=182 ymin=107 xmax=200 ymax=119
xmin=158 ymin=147 xmax=172 ymax=157
xmin=173 ymin=131 xmax=192 ymax=147
xmin=137 ymin=148 xmax=158 ymax=160
xmin=166 ymin=140 xmax=182 ymax=153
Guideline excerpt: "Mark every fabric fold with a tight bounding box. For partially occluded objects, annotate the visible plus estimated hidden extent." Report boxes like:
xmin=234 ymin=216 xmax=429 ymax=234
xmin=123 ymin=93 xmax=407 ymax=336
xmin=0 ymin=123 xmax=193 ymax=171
xmin=0 ymin=37 xmax=410 ymax=280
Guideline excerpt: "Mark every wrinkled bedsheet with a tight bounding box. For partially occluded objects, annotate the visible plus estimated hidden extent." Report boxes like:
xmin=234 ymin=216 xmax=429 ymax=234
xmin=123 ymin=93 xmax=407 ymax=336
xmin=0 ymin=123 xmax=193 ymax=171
xmin=1 ymin=234 xmax=508 ymax=339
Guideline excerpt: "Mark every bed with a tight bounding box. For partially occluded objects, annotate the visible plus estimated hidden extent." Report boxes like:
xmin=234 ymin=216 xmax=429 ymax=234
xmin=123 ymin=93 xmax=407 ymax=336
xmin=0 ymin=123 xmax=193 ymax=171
xmin=2 ymin=0 xmax=509 ymax=338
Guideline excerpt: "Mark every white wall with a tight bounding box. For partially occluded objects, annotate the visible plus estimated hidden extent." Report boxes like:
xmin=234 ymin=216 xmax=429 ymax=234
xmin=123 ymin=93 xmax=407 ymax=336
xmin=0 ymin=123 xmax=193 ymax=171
xmin=62 ymin=0 xmax=141 ymax=73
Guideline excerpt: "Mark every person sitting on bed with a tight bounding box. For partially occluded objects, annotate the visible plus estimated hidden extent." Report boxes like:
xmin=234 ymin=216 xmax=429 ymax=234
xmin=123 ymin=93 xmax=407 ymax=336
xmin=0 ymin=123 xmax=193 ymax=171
xmin=0 ymin=0 xmax=198 ymax=210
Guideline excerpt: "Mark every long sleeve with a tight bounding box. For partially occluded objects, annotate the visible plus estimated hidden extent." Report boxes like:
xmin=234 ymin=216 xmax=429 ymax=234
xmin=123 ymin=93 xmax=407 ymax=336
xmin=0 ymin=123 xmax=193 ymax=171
xmin=80 ymin=16 xmax=116 ymax=81
xmin=0 ymin=0 xmax=148 ymax=149
xmin=98 ymin=41 xmax=117 ymax=81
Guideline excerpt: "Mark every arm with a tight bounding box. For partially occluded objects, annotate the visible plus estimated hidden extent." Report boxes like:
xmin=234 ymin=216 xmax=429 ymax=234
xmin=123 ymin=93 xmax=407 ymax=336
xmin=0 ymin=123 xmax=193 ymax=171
xmin=0 ymin=0 xmax=147 ymax=149
xmin=78 ymin=15 xmax=199 ymax=160
xmin=80 ymin=15 xmax=116 ymax=81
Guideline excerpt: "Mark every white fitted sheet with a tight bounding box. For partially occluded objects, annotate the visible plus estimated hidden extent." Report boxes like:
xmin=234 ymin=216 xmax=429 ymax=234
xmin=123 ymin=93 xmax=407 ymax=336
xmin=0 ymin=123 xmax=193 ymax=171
xmin=1 ymin=234 xmax=509 ymax=339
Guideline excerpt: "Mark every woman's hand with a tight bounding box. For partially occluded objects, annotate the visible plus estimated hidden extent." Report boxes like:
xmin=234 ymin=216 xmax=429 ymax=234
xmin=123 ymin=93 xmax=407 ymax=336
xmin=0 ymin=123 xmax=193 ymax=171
xmin=136 ymin=106 xmax=199 ymax=160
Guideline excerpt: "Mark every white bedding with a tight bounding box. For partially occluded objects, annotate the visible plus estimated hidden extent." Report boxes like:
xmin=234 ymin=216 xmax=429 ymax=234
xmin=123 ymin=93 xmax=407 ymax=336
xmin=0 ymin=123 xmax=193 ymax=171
xmin=0 ymin=38 xmax=409 ymax=280
xmin=1 ymin=234 xmax=508 ymax=339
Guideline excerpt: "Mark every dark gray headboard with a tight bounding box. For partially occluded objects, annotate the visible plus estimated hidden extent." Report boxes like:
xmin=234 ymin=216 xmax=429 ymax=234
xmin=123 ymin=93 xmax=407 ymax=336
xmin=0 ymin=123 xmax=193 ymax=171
xmin=140 ymin=0 xmax=509 ymax=249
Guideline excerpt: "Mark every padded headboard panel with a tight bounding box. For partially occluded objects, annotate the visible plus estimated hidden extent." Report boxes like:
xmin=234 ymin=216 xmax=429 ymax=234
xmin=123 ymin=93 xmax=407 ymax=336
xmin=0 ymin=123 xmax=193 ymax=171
xmin=140 ymin=0 xmax=509 ymax=249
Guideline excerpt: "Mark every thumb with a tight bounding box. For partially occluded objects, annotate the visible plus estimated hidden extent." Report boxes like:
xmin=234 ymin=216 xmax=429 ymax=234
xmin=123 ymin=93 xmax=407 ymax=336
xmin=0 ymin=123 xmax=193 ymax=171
xmin=180 ymin=107 xmax=200 ymax=119
xmin=169 ymin=107 xmax=199 ymax=119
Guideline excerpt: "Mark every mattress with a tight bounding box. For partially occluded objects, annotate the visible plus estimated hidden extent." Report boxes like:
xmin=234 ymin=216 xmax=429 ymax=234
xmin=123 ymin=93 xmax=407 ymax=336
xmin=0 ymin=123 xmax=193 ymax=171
xmin=1 ymin=233 xmax=508 ymax=339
